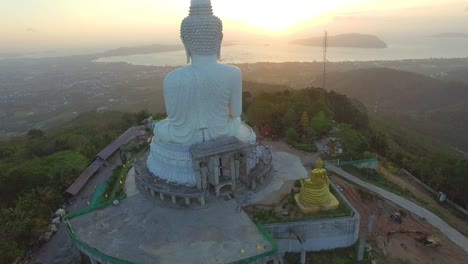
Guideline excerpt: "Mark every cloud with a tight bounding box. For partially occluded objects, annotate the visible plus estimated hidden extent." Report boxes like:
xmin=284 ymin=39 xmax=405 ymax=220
xmin=25 ymin=27 xmax=36 ymax=33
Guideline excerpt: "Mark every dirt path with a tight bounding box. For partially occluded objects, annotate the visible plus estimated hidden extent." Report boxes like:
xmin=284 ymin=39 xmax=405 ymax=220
xmin=378 ymin=166 xmax=468 ymax=237
xmin=331 ymin=175 xmax=468 ymax=264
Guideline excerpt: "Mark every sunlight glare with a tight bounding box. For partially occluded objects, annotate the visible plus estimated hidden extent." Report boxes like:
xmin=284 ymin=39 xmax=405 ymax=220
xmin=214 ymin=0 xmax=348 ymax=32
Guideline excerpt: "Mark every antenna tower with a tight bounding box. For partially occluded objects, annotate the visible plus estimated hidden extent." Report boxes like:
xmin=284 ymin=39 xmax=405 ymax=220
xmin=322 ymin=30 xmax=328 ymax=92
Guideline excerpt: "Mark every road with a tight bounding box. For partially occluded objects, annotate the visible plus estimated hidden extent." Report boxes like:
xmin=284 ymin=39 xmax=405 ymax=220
xmin=327 ymin=164 xmax=468 ymax=253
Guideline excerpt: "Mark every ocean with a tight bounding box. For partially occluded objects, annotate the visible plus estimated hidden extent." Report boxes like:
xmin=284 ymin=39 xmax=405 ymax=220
xmin=95 ymin=37 xmax=468 ymax=66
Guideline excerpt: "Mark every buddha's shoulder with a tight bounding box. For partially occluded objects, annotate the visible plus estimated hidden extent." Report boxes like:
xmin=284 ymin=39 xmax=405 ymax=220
xmin=165 ymin=66 xmax=192 ymax=81
xmin=216 ymin=64 xmax=241 ymax=75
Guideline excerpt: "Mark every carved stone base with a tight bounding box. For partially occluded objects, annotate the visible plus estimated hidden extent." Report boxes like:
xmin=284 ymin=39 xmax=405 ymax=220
xmin=294 ymin=194 xmax=340 ymax=214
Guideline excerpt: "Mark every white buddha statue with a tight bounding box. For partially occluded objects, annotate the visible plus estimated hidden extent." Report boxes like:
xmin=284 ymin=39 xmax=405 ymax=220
xmin=147 ymin=0 xmax=255 ymax=186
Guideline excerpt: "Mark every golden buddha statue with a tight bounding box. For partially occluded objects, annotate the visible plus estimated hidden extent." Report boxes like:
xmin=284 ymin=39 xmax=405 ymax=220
xmin=295 ymin=158 xmax=339 ymax=213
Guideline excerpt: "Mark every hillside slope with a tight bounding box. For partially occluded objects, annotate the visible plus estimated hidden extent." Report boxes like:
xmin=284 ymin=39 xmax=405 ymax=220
xmin=324 ymin=68 xmax=468 ymax=114
xmin=320 ymin=68 xmax=468 ymax=152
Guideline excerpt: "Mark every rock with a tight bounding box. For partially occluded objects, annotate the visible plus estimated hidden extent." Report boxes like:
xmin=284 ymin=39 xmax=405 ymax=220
xmin=281 ymin=210 xmax=289 ymax=216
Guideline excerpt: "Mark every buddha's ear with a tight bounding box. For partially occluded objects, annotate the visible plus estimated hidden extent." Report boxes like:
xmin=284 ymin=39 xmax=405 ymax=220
xmin=217 ymin=33 xmax=223 ymax=60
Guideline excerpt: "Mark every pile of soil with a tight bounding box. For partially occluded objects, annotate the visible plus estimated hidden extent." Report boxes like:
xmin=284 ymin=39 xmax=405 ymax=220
xmin=331 ymin=175 xmax=467 ymax=264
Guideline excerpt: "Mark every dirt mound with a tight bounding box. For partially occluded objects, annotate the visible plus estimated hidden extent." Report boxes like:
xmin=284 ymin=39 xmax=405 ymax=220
xmin=331 ymin=175 xmax=467 ymax=264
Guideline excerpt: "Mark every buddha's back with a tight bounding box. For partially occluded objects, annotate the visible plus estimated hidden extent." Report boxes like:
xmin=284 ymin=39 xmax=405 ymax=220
xmin=147 ymin=0 xmax=253 ymax=186
xmin=156 ymin=62 xmax=242 ymax=145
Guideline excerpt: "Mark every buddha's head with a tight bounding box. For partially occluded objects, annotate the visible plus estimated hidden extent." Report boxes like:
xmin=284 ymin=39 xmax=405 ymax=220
xmin=315 ymin=157 xmax=324 ymax=170
xmin=181 ymin=0 xmax=223 ymax=63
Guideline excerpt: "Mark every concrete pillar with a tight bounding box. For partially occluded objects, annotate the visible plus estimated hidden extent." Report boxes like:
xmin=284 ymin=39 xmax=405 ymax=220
xmin=150 ymin=190 xmax=155 ymax=197
xmin=357 ymin=232 xmax=366 ymax=261
xmin=171 ymin=195 xmax=176 ymax=205
xmin=199 ymin=196 xmax=205 ymax=206
xmin=201 ymin=166 xmax=209 ymax=191
xmin=234 ymin=158 xmax=240 ymax=180
xmin=160 ymin=193 xmax=165 ymax=201
xmin=213 ymin=156 xmax=220 ymax=185
xmin=300 ymin=245 xmax=306 ymax=264
xmin=244 ymin=152 xmax=250 ymax=177
xmin=358 ymin=212 xmax=374 ymax=261
xmin=185 ymin=197 xmax=190 ymax=206
xmin=194 ymin=159 xmax=202 ymax=190
xmin=243 ymin=150 xmax=252 ymax=189
xmin=230 ymin=156 xmax=236 ymax=190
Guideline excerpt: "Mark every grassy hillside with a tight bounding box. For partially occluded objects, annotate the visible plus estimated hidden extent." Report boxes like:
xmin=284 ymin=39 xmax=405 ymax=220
xmin=319 ymin=68 xmax=468 ymax=152
xmin=323 ymin=68 xmax=468 ymax=113
xmin=0 ymin=111 xmax=149 ymax=262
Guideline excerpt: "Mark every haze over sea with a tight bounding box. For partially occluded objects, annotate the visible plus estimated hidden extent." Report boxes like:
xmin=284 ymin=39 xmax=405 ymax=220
xmin=95 ymin=37 xmax=468 ymax=66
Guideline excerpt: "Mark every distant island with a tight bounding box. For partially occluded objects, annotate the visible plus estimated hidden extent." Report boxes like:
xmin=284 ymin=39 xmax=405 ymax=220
xmin=290 ymin=33 xmax=387 ymax=48
xmin=95 ymin=41 xmax=239 ymax=58
xmin=97 ymin=44 xmax=184 ymax=57
xmin=431 ymin=32 xmax=468 ymax=38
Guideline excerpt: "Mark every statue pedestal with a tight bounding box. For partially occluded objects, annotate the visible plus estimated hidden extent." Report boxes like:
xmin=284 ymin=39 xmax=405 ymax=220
xmin=294 ymin=194 xmax=340 ymax=214
xmin=147 ymin=123 xmax=257 ymax=187
xmin=147 ymin=139 xmax=197 ymax=186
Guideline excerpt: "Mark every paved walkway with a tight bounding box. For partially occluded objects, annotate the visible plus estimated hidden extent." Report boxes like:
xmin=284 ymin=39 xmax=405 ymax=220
xmin=327 ymin=165 xmax=468 ymax=253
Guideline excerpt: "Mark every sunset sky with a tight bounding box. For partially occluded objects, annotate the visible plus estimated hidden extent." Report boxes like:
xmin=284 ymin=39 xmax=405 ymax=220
xmin=1 ymin=0 xmax=467 ymax=53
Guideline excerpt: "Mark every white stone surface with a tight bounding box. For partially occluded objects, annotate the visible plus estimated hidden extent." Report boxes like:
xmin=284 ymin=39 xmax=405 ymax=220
xmin=125 ymin=167 xmax=139 ymax=197
xmin=154 ymin=60 xmax=242 ymax=146
xmin=248 ymin=151 xmax=308 ymax=204
xmin=147 ymin=0 xmax=248 ymax=186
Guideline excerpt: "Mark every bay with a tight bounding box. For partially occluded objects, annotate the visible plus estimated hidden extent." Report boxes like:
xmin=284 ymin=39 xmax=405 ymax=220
xmin=95 ymin=37 xmax=468 ymax=66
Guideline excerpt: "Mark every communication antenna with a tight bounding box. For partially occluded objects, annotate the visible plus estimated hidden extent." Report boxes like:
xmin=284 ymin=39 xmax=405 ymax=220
xmin=322 ymin=30 xmax=328 ymax=92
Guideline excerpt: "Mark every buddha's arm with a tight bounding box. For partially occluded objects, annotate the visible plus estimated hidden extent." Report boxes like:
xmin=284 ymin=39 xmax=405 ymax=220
xmin=163 ymin=73 xmax=178 ymax=119
xmin=229 ymin=69 xmax=242 ymax=118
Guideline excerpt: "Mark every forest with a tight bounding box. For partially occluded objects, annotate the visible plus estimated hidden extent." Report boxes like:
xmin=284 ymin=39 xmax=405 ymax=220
xmin=0 ymin=111 xmax=148 ymax=262
xmin=244 ymin=85 xmax=467 ymax=208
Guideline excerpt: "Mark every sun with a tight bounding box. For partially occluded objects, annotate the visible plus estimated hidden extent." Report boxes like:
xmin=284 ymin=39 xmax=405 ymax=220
xmin=214 ymin=0 xmax=346 ymax=32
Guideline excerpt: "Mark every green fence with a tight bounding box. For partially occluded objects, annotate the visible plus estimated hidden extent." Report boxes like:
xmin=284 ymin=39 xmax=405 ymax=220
xmin=89 ymin=183 xmax=108 ymax=208
xmin=67 ymin=201 xmax=278 ymax=264
xmin=325 ymin=158 xmax=378 ymax=167
xmin=65 ymin=192 xmax=133 ymax=263
xmin=338 ymin=158 xmax=378 ymax=167
xmin=65 ymin=145 xmax=279 ymax=264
